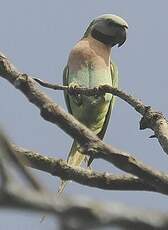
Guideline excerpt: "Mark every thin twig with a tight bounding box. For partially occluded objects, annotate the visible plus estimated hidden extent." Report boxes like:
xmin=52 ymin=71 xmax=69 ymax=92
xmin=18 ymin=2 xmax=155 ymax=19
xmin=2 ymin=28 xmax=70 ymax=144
xmin=33 ymin=77 xmax=146 ymax=115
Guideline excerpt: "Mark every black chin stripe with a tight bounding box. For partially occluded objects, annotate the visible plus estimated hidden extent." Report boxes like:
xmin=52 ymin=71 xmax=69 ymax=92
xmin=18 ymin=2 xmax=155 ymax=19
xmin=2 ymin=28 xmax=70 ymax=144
xmin=91 ymin=29 xmax=117 ymax=46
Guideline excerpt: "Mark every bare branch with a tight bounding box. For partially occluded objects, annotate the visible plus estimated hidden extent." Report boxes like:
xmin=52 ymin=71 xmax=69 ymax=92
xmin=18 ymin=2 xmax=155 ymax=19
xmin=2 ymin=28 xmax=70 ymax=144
xmin=0 ymin=186 xmax=168 ymax=230
xmin=0 ymin=133 xmax=12 ymax=187
xmin=33 ymin=77 xmax=146 ymax=115
xmin=0 ymin=160 xmax=11 ymax=188
xmin=0 ymin=130 xmax=43 ymax=191
xmin=0 ymin=129 xmax=166 ymax=230
xmin=0 ymin=51 xmax=168 ymax=229
xmin=1 ymin=52 xmax=168 ymax=194
xmin=13 ymin=144 xmax=159 ymax=193
xmin=140 ymin=106 xmax=168 ymax=154
xmin=34 ymin=78 xmax=168 ymax=157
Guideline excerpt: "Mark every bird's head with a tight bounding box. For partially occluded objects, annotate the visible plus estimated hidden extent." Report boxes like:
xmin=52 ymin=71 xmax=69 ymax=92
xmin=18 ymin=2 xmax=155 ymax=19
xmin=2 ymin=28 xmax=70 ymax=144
xmin=84 ymin=14 xmax=128 ymax=47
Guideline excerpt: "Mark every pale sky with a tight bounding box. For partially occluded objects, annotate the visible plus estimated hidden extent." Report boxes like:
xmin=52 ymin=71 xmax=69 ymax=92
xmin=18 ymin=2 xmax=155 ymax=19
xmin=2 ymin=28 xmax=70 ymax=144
xmin=0 ymin=1 xmax=168 ymax=229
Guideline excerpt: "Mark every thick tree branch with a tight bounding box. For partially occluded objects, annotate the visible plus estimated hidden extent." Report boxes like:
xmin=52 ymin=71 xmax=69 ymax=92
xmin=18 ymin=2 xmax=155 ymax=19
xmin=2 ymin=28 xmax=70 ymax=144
xmin=1 ymin=52 xmax=168 ymax=229
xmin=1 ymin=52 xmax=168 ymax=195
xmin=13 ymin=144 xmax=159 ymax=193
xmin=0 ymin=131 xmax=166 ymax=230
xmin=1 ymin=186 xmax=168 ymax=230
xmin=0 ymin=159 xmax=11 ymax=187
xmin=34 ymin=77 xmax=168 ymax=156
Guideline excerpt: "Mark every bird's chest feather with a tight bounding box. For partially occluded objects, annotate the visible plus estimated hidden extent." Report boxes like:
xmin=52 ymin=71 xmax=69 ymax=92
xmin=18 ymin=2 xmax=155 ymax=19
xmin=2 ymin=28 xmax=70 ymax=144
xmin=68 ymin=64 xmax=112 ymax=129
xmin=68 ymin=43 xmax=112 ymax=131
xmin=69 ymin=59 xmax=112 ymax=86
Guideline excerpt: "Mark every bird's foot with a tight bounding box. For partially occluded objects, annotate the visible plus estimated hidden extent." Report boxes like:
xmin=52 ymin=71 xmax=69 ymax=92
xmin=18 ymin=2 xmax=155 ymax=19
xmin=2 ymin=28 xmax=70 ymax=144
xmin=94 ymin=85 xmax=105 ymax=99
xmin=69 ymin=82 xmax=80 ymax=94
xmin=69 ymin=82 xmax=82 ymax=105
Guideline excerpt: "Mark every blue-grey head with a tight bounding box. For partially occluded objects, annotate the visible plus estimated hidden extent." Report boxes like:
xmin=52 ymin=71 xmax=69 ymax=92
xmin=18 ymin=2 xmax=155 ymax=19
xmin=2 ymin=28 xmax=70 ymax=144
xmin=84 ymin=14 xmax=128 ymax=47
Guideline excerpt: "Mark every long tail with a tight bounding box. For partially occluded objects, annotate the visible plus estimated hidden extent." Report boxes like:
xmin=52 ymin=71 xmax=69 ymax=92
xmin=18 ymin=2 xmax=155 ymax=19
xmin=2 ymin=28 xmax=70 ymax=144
xmin=57 ymin=140 xmax=86 ymax=196
xmin=40 ymin=141 xmax=88 ymax=221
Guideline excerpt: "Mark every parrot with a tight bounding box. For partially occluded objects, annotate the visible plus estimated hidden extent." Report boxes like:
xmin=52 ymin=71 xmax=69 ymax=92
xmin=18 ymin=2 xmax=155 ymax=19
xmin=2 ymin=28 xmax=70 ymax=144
xmin=58 ymin=14 xmax=128 ymax=194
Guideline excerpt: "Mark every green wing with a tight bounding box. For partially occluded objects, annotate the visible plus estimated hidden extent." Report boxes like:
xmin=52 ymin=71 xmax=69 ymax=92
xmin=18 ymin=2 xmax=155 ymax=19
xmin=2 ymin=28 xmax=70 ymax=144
xmin=63 ymin=62 xmax=118 ymax=140
xmin=97 ymin=62 xmax=118 ymax=139
xmin=63 ymin=65 xmax=73 ymax=114
xmin=63 ymin=65 xmax=87 ymax=166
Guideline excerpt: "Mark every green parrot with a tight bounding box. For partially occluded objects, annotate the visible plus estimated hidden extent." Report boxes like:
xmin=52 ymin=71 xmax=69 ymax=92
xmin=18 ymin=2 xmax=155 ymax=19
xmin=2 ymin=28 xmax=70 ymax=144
xmin=58 ymin=14 xmax=128 ymax=194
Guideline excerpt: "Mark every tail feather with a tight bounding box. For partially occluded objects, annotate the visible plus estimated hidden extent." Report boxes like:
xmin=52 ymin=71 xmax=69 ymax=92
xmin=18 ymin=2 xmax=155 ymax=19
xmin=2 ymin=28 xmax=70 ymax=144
xmin=57 ymin=180 xmax=68 ymax=197
xmin=42 ymin=141 xmax=91 ymax=221
xmin=57 ymin=140 xmax=86 ymax=196
xmin=40 ymin=181 xmax=69 ymax=221
xmin=67 ymin=140 xmax=85 ymax=165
